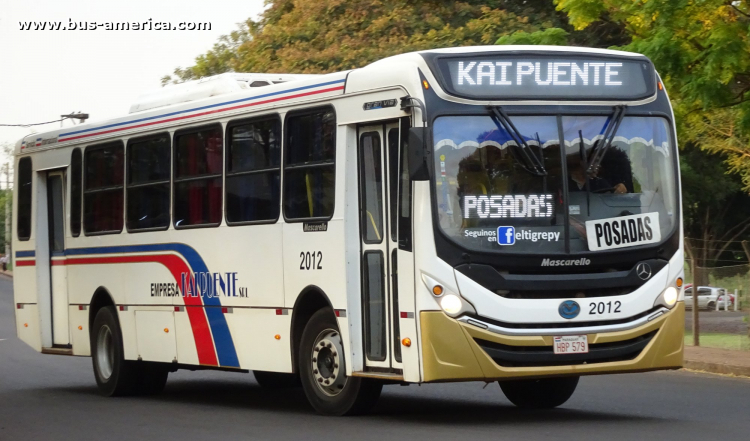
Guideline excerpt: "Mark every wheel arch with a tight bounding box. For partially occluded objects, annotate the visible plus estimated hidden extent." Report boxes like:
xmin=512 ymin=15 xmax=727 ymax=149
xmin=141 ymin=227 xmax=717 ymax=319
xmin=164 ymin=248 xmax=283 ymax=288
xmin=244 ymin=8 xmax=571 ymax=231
xmin=290 ymin=285 xmax=334 ymax=373
xmin=89 ymin=287 xmax=117 ymax=333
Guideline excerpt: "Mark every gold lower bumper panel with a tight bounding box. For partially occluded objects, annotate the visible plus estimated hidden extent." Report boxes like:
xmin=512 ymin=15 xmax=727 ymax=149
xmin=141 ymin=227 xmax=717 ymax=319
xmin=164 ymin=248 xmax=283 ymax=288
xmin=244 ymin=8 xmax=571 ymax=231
xmin=420 ymin=303 xmax=685 ymax=382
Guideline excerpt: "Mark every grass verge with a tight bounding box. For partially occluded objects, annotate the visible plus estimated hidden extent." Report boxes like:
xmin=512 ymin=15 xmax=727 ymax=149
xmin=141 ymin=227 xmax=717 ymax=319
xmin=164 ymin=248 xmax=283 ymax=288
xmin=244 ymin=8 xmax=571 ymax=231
xmin=685 ymin=332 xmax=750 ymax=351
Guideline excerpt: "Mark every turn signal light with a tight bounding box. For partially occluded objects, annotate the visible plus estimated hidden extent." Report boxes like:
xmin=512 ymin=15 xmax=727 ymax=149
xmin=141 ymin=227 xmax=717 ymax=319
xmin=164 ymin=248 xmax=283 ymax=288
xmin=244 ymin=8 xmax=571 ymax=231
xmin=422 ymin=80 xmax=430 ymax=90
xmin=78 ymin=326 xmax=83 ymax=330
xmin=432 ymin=285 xmax=444 ymax=296
xmin=274 ymin=334 xmax=281 ymax=340
xmin=24 ymin=323 xmax=28 ymax=328
xmin=676 ymin=278 xmax=683 ymax=288
xmin=164 ymin=328 xmax=169 ymax=333
xmin=402 ymin=338 xmax=412 ymax=347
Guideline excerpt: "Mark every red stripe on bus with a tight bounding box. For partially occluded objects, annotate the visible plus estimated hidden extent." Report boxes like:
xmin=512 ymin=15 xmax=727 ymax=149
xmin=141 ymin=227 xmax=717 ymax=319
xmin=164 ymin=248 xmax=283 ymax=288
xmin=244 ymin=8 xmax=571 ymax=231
xmin=15 ymin=260 xmax=36 ymax=267
xmin=64 ymin=254 xmax=219 ymax=366
xmin=59 ymin=85 xmax=345 ymax=142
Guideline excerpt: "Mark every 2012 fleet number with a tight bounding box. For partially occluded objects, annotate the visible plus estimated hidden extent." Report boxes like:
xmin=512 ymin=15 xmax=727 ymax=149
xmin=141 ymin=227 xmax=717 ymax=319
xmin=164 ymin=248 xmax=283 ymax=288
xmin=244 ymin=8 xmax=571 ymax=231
xmin=588 ymin=301 xmax=622 ymax=315
xmin=300 ymin=251 xmax=323 ymax=270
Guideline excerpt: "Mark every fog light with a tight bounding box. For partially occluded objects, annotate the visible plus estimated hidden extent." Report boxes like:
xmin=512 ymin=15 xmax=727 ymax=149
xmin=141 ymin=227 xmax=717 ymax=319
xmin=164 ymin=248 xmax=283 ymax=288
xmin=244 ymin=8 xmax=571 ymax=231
xmin=440 ymin=294 xmax=462 ymax=315
xmin=663 ymin=287 xmax=678 ymax=306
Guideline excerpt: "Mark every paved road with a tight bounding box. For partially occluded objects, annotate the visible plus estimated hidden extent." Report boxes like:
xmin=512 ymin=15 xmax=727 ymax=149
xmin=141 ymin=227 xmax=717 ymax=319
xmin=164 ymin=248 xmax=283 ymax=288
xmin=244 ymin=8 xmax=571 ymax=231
xmin=2 ymin=275 xmax=749 ymax=441
xmin=684 ymin=310 xmax=749 ymax=334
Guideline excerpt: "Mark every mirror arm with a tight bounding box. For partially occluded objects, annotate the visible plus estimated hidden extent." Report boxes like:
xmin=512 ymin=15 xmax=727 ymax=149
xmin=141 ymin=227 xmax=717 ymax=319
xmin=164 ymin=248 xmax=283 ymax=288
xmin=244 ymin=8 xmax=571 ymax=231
xmin=400 ymin=96 xmax=427 ymax=126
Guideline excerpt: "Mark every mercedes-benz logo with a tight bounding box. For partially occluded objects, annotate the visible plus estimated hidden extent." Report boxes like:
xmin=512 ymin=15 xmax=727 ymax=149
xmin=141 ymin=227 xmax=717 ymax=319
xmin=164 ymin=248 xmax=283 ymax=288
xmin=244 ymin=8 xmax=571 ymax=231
xmin=636 ymin=262 xmax=652 ymax=280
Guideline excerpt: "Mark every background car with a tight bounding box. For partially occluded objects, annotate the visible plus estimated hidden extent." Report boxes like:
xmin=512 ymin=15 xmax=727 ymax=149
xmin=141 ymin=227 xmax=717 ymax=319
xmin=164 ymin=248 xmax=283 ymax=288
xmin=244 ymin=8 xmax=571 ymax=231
xmin=684 ymin=286 xmax=731 ymax=310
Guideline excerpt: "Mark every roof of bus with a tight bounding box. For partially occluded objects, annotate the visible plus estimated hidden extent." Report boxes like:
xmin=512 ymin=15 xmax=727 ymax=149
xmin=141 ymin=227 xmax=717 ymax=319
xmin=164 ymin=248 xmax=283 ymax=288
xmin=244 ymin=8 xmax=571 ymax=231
xmin=15 ymin=45 xmax=648 ymax=155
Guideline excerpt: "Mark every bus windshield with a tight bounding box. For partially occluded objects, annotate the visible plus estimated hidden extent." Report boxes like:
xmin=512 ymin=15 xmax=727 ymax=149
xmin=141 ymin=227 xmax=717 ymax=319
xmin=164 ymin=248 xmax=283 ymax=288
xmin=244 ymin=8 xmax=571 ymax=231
xmin=433 ymin=114 xmax=677 ymax=254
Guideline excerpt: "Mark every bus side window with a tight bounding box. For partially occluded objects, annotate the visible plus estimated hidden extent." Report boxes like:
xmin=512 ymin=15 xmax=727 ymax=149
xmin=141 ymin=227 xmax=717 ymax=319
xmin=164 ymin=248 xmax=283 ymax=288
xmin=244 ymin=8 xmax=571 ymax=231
xmin=226 ymin=116 xmax=281 ymax=224
xmin=16 ymin=157 xmax=33 ymax=241
xmin=70 ymin=149 xmax=82 ymax=237
xmin=127 ymin=134 xmax=171 ymax=231
xmin=84 ymin=142 xmax=124 ymax=235
xmin=173 ymin=125 xmax=223 ymax=228
xmin=398 ymin=118 xmax=412 ymax=251
xmin=283 ymin=107 xmax=336 ymax=220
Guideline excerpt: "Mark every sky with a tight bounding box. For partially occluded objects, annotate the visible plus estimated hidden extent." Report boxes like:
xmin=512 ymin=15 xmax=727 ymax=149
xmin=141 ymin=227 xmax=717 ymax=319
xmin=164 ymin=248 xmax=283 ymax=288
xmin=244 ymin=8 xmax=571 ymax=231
xmin=0 ymin=0 xmax=267 ymax=185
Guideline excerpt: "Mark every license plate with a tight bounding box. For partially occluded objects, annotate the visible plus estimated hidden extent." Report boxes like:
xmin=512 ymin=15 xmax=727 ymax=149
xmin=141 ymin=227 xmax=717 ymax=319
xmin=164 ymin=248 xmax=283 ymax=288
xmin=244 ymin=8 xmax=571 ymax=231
xmin=553 ymin=335 xmax=589 ymax=355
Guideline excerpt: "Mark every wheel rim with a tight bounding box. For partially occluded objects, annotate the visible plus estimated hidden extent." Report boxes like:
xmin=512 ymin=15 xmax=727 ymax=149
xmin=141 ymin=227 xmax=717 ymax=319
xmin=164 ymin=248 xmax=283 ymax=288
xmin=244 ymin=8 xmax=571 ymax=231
xmin=311 ymin=328 xmax=346 ymax=396
xmin=96 ymin=324 xmax=115 ymax=381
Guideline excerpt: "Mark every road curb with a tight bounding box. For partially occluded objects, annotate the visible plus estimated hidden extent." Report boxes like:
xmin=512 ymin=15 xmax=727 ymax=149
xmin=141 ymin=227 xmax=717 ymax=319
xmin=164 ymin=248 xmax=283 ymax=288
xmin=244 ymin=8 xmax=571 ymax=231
xmin=684 ymin=360 xmax=750 ymax=377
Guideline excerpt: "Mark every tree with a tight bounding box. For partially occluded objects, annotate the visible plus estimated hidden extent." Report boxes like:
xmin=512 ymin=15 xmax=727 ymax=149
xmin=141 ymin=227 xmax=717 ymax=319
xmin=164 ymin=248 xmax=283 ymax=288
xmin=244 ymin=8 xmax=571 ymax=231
xmin=555 ymin=0 xmax=750 ymax=191
xmin=680 ymin=143 xmax=750 ymax=284
xmin=163 ymin=0 xmax=576 ymax=84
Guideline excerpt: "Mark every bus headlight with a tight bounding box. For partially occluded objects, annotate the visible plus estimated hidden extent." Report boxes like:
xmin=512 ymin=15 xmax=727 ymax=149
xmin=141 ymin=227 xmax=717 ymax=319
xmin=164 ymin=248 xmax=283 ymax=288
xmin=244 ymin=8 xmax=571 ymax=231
xmin=422 ymin=273 xmax=476 ymax=317
xmin=440 ymin=294 xmax=463 ymax=315
xmin=654 ymin=286 xmax=679 ymax=309
xmin=663 ymin=287 xmax=678 ymax=307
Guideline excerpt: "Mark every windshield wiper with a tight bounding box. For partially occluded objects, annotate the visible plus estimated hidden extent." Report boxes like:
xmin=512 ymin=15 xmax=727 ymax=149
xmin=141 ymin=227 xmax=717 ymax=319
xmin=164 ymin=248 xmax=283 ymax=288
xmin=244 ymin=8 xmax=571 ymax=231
xmin=586 ymin=105 xmax=626 ymax=178
xmin=488 ymin=106 xmax=547 ymax=177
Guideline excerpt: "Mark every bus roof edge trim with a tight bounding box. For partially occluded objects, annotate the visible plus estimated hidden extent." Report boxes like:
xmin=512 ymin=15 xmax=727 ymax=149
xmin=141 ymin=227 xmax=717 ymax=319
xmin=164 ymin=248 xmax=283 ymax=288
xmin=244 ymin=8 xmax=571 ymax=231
xmin=129 ymin=72 xmax=321 ymax=114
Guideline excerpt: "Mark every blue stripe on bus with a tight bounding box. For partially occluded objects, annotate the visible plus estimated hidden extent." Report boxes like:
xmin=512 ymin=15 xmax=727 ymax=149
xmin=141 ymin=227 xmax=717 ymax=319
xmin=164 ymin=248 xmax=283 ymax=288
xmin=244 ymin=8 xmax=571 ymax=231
xmin=65 ymin=243 xmax=240 ymax=368
xmin=59 ymin=79 xmax=346 ymax=138
xmin=16 ymin=250 xmax=36 ymax=258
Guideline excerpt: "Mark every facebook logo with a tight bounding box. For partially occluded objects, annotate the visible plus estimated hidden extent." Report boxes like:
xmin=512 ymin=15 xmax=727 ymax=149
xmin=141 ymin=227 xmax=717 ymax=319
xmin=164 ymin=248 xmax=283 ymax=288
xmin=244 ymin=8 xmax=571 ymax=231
xmin=497 ymin=226 xmax=515 ymax=245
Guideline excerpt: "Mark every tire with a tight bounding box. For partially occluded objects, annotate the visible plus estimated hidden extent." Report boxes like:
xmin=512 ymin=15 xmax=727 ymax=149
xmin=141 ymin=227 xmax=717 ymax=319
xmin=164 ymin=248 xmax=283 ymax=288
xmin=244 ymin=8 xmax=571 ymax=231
xmin=707 ymin=302 xmax=716 ymax=310
xmin=499 ymin=376 xmax=579 ymax=409
xmin=253 ymin=371 xmax=301 ymax=388
xmin=91 ymin=306 xmax=139 ymax=396
xmin=299 ymin=308 xmax=382 ymax=415
xmin=135 ymin=363 xmax=169 ymax=395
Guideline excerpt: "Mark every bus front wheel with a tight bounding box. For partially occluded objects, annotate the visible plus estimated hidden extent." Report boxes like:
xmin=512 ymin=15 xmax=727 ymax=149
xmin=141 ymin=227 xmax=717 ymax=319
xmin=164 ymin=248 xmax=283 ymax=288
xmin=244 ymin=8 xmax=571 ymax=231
xmin=299 ymin=308 xmax=382 ymax=415
xmin=499 ymin=376 xmax=579 ymax=409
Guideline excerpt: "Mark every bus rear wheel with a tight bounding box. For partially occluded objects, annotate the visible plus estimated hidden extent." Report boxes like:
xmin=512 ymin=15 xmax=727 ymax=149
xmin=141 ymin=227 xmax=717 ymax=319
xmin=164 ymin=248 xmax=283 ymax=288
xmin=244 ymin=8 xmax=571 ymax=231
xmin=91 ymin=306 xmax=139 ymax=396
xmin=499 ymin=376 xmax=579 ymax=409
xmin=91 ymin=306 xmax=169 ymax=396
xmin=299 ymin=308 xmax=382 ymax=415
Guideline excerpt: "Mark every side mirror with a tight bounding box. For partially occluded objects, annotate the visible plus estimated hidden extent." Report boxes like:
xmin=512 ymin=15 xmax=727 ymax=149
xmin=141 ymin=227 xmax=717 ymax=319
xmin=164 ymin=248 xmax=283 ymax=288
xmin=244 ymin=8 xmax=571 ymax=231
xmin=408 ymin=127 xmax=430 ymax=181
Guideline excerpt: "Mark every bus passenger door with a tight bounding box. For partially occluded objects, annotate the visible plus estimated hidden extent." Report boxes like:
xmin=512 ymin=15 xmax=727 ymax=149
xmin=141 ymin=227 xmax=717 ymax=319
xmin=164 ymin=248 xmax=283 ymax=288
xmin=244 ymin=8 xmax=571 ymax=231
xmin=358 ymin=123 xmax=402 ymax=370
xmin=47 ymin=171 xmax=70 ymax=346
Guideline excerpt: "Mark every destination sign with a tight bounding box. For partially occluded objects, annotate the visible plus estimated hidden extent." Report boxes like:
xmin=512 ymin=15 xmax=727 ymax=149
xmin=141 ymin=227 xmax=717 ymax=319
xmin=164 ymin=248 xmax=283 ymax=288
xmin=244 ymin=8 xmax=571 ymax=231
xmin=432 ymin=54 xmax=655 ymax=101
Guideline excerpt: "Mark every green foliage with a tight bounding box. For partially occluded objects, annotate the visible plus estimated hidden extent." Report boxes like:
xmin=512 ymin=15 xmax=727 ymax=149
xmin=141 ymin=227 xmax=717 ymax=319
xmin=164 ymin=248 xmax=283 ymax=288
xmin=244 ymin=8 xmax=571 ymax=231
xmin=680 ymin=143 xmax=750 ymax=267
xmin=684 ymin=333 xmax=750 ymax=351
xmin=555 ymin=0 xmax=750 ymax=191
xmin=495 ymin=28 xmax=569 ymax=46
xmin=163 ymin=0 xmax=569 ymax=82
xmin=0 ymin=189 xmax=10 ymax=250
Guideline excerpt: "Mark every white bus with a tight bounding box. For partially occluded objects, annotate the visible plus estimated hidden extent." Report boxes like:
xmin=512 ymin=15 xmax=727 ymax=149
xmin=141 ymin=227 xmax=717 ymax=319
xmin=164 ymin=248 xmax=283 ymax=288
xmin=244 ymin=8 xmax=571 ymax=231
xmin=12 ymin=46 xmax=685 ymax=415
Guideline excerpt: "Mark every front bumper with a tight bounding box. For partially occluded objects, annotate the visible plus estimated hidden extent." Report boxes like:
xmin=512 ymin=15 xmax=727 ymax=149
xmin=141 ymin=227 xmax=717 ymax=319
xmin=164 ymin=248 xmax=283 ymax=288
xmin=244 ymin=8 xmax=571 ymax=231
xmin=420 ymin=303 xmax=684 ymax=382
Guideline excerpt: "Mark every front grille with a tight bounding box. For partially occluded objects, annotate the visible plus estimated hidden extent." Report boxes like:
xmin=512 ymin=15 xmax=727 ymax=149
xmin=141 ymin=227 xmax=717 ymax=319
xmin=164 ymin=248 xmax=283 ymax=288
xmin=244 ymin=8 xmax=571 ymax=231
xmin=475 ymin=330 xmax=657 ymax=367
xmin=455 ymin=259 xmax=668 ymax=300
xmin=499 ymin=285 xmax=637 ymax=299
